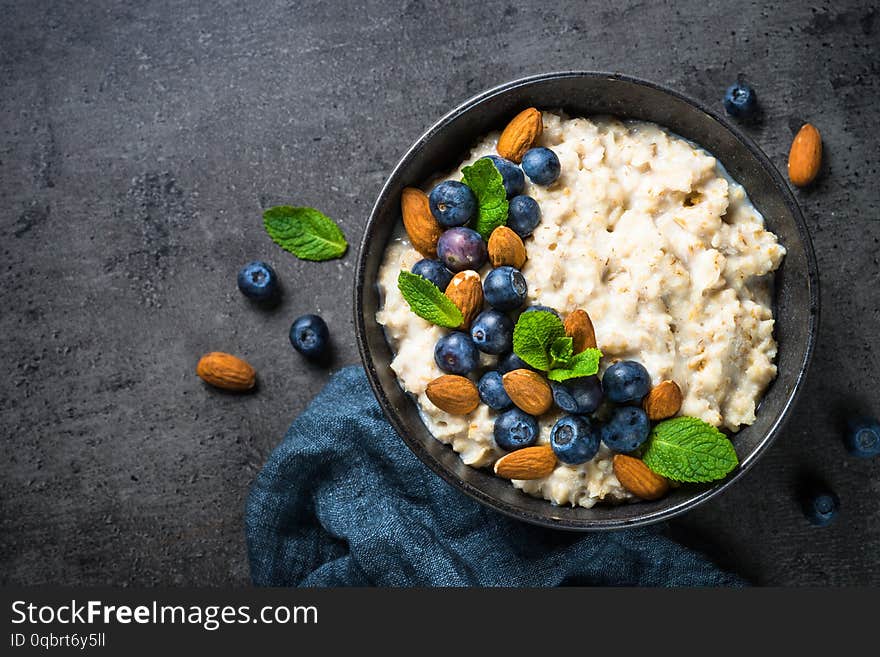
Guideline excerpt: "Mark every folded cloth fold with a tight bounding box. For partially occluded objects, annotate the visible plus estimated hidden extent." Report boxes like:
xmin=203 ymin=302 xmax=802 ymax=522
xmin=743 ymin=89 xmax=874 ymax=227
xmin=245 ymin=366 xmax=745 ymax=587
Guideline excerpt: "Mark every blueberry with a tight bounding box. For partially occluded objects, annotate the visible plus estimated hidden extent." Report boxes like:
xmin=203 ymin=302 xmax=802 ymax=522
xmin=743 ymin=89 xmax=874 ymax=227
xmin=494 ymin=408 xmax=539 ymax=450
xmin=483 ymin=266 xmax=528 ymax=312
xmin=478 ymin=371 xmax=513 ymax=410
xmin=429 ymin=180 xmax=477 ymax=227
xmin=602 ymin=361 xmax=651 ymax=403
xmin=289 ymin=314 xmax=329 ymax=359
xmin=434 ymin=331 xmax=479 ymax=375
xmin=481 ymin=155 xmax=525 ymax=197
xmin=802 ymin=489 xmax=840 ymax=526
xmin=507 ymin=195 xmax=541 ymax=238
xmin=723 ymin=82 xmax=757 ymax=119
xmin=550 ymin=415 xmax=600 ymax=464
xmin=470 ymin=309 xmax=513 ymax=355
xmin=497 ymin=351 xmax=533 ymax=374
xmin=437 ymin=227 xmax=487 ymax=272
xmin=521 ymin=147 xmax=561 ymax=185
xmin=522 ymin=304 xmax=559 ymax=318
xmin=237 ymin=261 xmax=278 ymax=301
xmin=844 ymin=417 xmax=880 ymax=458
xmin=551 ymin=376 xmax=603 ymax=415
xmin=601 ymin=406 xmax=651 ymax=453
xmin=411 ymin=258 xmax=454 ymax=290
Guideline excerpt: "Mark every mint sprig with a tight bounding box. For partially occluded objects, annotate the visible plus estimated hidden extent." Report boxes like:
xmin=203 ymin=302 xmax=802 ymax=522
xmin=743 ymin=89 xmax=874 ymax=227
xmin=641 ymin=417 xmax=739 ymax=483
xmin=512 ymin=311 xmax=565 ymax=370
xmin=264 ymin=206 xmax=348 ymax=261
xmin=546 ymin=348 xmax=602 ymax=382
xmin=549 ymin=336 xmax=573 ymax=369
xmin=461 ymin=158 xmax=508 ymax=240
xmin=512 ymin=311 xmax=602 ymax=381
xmin=397 ymin=270 xmax=463 ymax=328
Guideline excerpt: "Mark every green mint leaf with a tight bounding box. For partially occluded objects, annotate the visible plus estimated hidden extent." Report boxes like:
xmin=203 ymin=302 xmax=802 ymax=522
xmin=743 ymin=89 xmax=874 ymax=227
xmin=397 ymin=270 xmax=463 ymax=328
xmin=549 ymin=336 xmax=573 ymax=369
xmin=461 ymin=158 xmax=508 ymax=240
xmin=263 ymin=206 xmax=348 ymax=261
xmin=512 ymin=310 xmax=565 ymax=371
xmin=546 ymin=348 xmax=602 ymax=382
xmin=642 ymin=416 xmax=739 ymax=483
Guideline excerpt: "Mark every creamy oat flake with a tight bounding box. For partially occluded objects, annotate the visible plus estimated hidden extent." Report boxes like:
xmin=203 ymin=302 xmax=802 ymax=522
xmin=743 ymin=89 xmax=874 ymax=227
xmin=376 ymin=112 xmax=785 ymax=508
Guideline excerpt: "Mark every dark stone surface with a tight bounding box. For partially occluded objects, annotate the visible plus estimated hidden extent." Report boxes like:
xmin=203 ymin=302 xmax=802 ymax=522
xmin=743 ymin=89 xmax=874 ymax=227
xmin=1 ymin=0 xmax=877 ymax=586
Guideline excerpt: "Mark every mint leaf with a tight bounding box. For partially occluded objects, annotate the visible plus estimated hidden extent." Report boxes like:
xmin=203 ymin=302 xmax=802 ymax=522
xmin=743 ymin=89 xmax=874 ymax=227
xmin=264 ymin=206 xmax=348 ymax=261
xmin=512 ymin=310 xmax=566 ymax=371
xmin=546 ymin=348 xmax=602 ymax=382
xmin=461 ymin=158 xmax=508 ymax=240
xmin=642 ymin=416 xmax=739 ymax=483
xmin=397 ymin=270 xmax=463 ymax=328
xmin=549 ymin=336 xmax=573 ymax=369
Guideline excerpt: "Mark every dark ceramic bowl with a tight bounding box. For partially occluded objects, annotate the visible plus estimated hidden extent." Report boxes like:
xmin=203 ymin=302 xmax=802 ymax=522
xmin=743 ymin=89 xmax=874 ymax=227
xmin=354 ymin=72 xmax=819 ymax=530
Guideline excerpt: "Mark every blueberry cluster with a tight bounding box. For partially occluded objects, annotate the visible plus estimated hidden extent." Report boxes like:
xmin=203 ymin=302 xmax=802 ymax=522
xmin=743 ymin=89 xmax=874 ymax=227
xmin=499 ymin=360 xmax=655 ymax=467
xmin=412 ymin=145 xmax=671 ymax=468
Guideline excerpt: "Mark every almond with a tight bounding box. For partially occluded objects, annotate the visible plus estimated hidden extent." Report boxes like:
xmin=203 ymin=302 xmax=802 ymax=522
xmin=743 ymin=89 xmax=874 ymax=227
xmin=444 ymin=270 xmax=483 ymax=329
xmin=496 ymin=107 xmax=543 ymax=163
xmin=401 ymin=187 xmax=443 ymax=257
xmin=488 ymin=226 xmax=527 ymax=268
xmin=788 ymin=123 xmax=822 ymax=187
xmin=643 ymin=380 xmax=683 ymax=420
xmin=494 ymin=444 xmax=557 ymax=480
xmin=502 ymin=369 xmax=553 ymax=416
xmin=196 ymin=352 xmax=256 ymax=391
xmin=426 ymin=375 xmax=480 ymax=415
xmin=613 ymin=454 xmax=670 ymax=501
xmin=564 ymin=309 xmax=597 ymax=352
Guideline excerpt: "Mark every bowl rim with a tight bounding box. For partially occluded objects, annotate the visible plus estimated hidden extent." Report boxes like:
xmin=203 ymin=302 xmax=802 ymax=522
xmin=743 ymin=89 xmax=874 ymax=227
xmin=354 ymin=71 xmax=820 ymax=531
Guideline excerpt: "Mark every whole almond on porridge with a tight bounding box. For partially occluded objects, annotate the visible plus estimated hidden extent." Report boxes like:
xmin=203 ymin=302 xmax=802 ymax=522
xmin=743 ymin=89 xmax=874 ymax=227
xmin=401 ymin=187 xmax=443 ymax=257
xmin=426 ymin=375 xmax=480 ymax=415
xmin=503 ymin=369 xmax=553 ymax=415
xmin=444 ymin=270 xmax=483 ymax=329
xmin=612 ymin=454 xmax=670 ymax=501
xmin=488 ymin=225 xmax=527 ymax=268
xmin=643 ymin=380 xmax=683 ymax=420
xmin=497 ymin=107 xmax=543 ymax=163
xmin=564 ymin=309 xmax=597 ymax=352
xmin=196 ymin=352 xmax=256 ymax=391
xmin=788 ymin=123 xmax=822 ymax=187
xmin=494 ymin=444 xmax=557 ymax=480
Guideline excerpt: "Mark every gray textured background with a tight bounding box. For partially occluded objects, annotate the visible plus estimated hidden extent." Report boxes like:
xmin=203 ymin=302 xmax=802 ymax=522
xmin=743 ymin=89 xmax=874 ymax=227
xmin=1 ymin=0 xmax=877 ymax=586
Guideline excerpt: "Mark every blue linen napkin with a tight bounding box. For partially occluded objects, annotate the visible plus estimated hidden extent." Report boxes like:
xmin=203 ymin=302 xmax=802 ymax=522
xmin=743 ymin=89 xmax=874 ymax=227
xmin=245 ymin=366 xmax=745 ymax=586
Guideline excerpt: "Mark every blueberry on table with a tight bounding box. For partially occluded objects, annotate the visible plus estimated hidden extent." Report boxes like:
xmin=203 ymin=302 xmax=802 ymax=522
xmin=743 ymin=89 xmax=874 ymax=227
xmin=507 ymin=195 xmax=541 ymax=238
xmin=434 ymin=331 xmax=479 ymax=375
xmin=552 ymin=376 xmax=603 ymax=415
xmin=483 ymin=266 xmax=528 ymax=311
xmin=521 ymin=147 xmax=561 ymax=185
xmin=481 ymin=155 xmax=525 ymax=197
xmin=802 ymin=489 xmax=840 ymax=526
xmin=844 ymin=417 xmax=880 ymax=458
xmin=494 ymin=408 xmax=539 ymax=450
xmin=470 ymin=309 xmax=514 ymax=355
xmin=237 ymin=261 xmax=278 ymax=301
xmin=497 ymin=351 xmax=533 ymax=374
xmin=429 ymin=180 xmax=477 ymax=227
xmin=411 ymin=258 xmax=454 ymax=290
xmin=723 ymin=82 xmax=757 ymax=118
xmin=478 ymin=371 xmax=513 ymax=411
xmin=602 ymin=361 xmax=651 ymax=403
xmin=437 ymin=227 xmax=488 ymax=273
xmin=550 ymin=415 xmax=600 ymax=464
xmin=600 ymin=406 xmax=651 ymax=453
xmin=289 ymin=314 xmax=329 ymax=359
